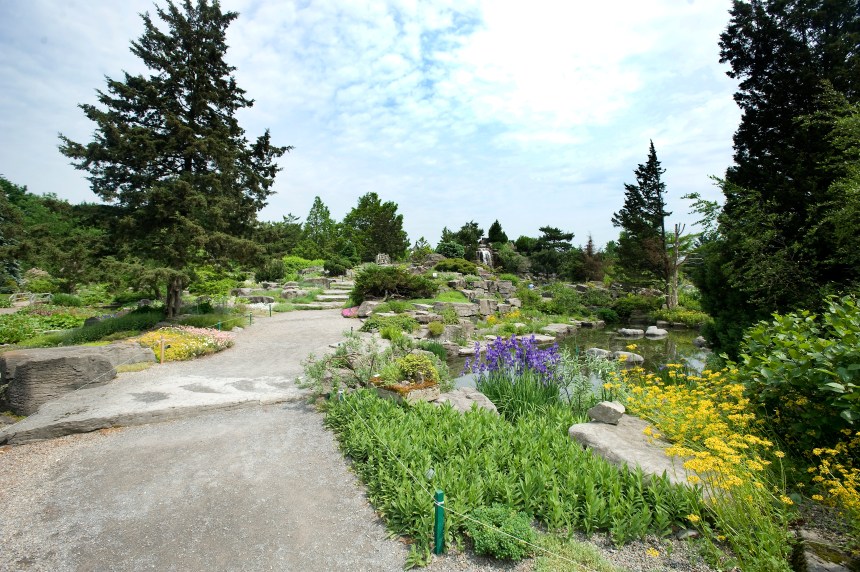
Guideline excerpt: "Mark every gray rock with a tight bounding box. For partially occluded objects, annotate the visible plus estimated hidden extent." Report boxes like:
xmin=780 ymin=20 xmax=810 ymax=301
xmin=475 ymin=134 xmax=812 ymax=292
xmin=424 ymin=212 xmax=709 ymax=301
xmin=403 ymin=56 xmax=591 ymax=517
xmin=541 ymin=323 xmax=574 ymax=337
xmin=587 ymin=401 xmax=625 ymax=424
xmin=433 ymin=388 xmax=498 ymax=415
xmin=282 ymin=281 xmax=300 ymax=288
xmin=1 ymin=347 xmax=116 ymax=415
xmin=618 ymin=328 xmax=645 ymax=337
xmin=568 ymin=415 xmax=691 ymax=487
xmin=281 ymin=288 xmax=309 ymax=299
xmin=231 ymin=288 xmax=254 ymax=297
xmin=477 ymin=298 xmax=498 ymax=316
xmin=676 ymin=529 xmax=700 ymax=540
xmin=357 ymin=300 xmax=381 ymax=318
xmin=507 ymin=297 xmax=522 ymax=308
xmin=611 ymin=351 xmax=645 ymax=366
xmin=585 ymin=348 xmax=611 ymax=359
xmin=693 ymin=336 xmax=709 ymax=348
xmin=645 ymin=325 xmax=669 ymax=337
xmin=245 ymin=296 xmax=275 ymax=304
xmin=433 ymin=302 xmax=478 ymax=317
xmin=304 ymin=277 xmax=332 ymax=288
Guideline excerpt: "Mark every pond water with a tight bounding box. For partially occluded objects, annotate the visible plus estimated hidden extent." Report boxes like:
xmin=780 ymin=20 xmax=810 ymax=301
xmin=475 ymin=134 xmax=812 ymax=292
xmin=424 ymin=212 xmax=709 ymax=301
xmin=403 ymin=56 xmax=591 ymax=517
xmin=450 ymin=326 xmax=709 ymax=390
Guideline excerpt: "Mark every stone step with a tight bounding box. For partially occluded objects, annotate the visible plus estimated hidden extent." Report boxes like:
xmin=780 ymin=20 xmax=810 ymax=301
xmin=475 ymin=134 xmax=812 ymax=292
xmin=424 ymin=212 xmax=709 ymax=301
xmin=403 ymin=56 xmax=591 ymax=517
xmin=329 ymin=282 xmax=354 ymax=290
xmin=321 ymin=289 xmax=350 ymax=295
xmin=290 ymin=301 xmax=345 ymax=310
xmin=317 ymin=294 xmax=349 ymax=302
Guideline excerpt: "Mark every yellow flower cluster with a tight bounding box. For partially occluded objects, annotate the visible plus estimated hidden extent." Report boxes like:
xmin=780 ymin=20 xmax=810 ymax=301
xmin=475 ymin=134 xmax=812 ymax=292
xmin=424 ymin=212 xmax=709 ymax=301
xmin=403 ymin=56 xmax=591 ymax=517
xmin=622 ymin=367 xmax=778 ymax=492
xmin=136 ymin=326 xmax=234 ymax=361
xmin=809 ymin=432 xmax=860 ymax=544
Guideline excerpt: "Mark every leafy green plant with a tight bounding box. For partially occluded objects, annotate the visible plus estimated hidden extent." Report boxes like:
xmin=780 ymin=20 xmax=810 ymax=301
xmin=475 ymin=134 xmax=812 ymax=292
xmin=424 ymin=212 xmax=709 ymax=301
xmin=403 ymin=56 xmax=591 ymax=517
xmin=254 ymin=258 xmax=285 ymax=282
xmin=539 ymin=283 xmax=586 ymax=316
xmin=51 ymin=293 xmax=83 ymax=307
xmin=595 ymin=308 xmax=619 ymax=324
xmin=325 ymin=392 xmax=702 ymax=558
xmin=435 ymin=241 xmax=465 ymax=259
xmin=175 ymin=313 xmax=245 ymax=331
xmin=735 ymin=294 xmax=860 ymax=452
xmin=373 ymin=300 xmax=412 ymax=314
xmin=359 ymin=314 xmax=418 ymax=333
xmin=350 ymin=264 xmax=437 ymax=305
xmin=42 ymin=309 xmax=165 ymax=346
xmin=612 ymin=294 xmax=662 ymax=319
xmin=651 ymin=307 xmax=711 ymax=327
xmin=395 ymin=353 xmax=439 ymax=384
xmin=497 ymin=273 xmax=520 ymax=285
xmin=427 ymin=321 xmax=444 ymax=337
xmin=417 ymin=340 xmax=447 ymax=362
xmin=282 ymin=256 xmax=325 ymax=280
xmin=323 ymin=256 xmax=350 ymax=277
xmin=434 ymin=258 xmax=477 ymax=275
xmin=380 ymin=325 xmax=406 ymax=345
xmin=465 ymin=504 xmax=536 ymax=561
xmin=440 ymin=307 xmax=459 ymax=325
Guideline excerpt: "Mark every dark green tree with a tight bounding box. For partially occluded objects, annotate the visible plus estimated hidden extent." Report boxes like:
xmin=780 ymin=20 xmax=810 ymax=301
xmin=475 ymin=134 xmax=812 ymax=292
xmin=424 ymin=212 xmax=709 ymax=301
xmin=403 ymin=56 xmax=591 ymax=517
xmin=697 ymin=0 xmax=860 ymax=355
xmin=581 ymin=234 xmax=604 ymax=282
xmin=341 ymin=192 xmax=409 ymax=262
xmin=514 ymin=235 xmax=538 ymax=256
xmin=254 ymin=214 xmax=303 ymax=258
xmin=298 ymin=196 xmax=338 ymax=259
xmin=58 ymin=0 xmax=289 ymax=316
xmin=0 ymin=176 xmax=23 ymax=291
xmin=450 ymin=221 xmax=484 ymax=262
xmin=530 ymin=226 xmax=574 ymax=276
xmin=487 ymin=219 xmax=508 ymax=245
xmin=611 ymin=141 xmax=670 ymax=287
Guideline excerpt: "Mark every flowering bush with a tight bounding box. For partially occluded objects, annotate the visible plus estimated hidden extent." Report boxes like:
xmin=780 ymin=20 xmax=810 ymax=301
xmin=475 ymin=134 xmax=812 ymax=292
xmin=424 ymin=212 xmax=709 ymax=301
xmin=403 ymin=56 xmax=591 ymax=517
xmin=622 ymin=366 xmax=795 ymax=570
xmin=465 ymin=335 xmax=563 ymax=420
xmin=809 ymin=433 xmax=860 ymax=554
xmin=136 ymin=326 xmax=234 ymax=361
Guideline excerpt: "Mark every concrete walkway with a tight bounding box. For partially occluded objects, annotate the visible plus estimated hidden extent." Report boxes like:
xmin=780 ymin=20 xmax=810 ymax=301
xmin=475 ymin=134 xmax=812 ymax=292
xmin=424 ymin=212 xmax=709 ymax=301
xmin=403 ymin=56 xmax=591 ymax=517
xmin=1 ymin=309 xmax=352 ymax=445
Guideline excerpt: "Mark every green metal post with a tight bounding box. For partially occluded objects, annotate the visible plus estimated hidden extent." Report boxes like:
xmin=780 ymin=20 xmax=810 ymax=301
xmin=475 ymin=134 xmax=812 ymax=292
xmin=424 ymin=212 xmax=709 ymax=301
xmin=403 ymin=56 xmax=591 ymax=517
xmin=217 ymin=322 xmax=221 ymax=331
xmin=248 ymin=312 xmax=253 ymax=325
xmin=269 ymin=304 xmax=272 ymax=317
xmin=433 ymin=489 xmax=445 ymax=555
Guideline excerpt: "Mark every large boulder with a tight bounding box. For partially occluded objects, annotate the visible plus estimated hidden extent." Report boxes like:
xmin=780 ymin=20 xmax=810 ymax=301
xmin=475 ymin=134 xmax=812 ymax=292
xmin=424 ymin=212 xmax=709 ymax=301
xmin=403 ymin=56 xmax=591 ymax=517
xmin=645 ymin=325 xmax=669 ymax=338
xmin=433 ymin=388 xmax=498 ymax=415
xmin=0 ymin=344 xmax=155 ymax=416
xmin=612 ymin=351 xmax=645 ymax=367
xmin=587 ymin=401 xmax=625 ymax=425
xmin=541 ymin=323 xmax=575 ymax=337
xmin=618 ymin=328 xmax=645 ymax=337
xmin=245 ymin=296 xmax=275 ymax=304
xmin=433 ymin=302 xmax=478 ymax=318
xmin=569 ymin=415 xmax=690 ymax=487
xmin=585 ymin=347 xmax=612 ymax=359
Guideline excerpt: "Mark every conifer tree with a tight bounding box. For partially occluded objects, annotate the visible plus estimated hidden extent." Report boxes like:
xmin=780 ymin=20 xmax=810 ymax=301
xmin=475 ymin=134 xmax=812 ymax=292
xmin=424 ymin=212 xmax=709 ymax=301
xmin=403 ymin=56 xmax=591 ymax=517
xmin=611 ymin=141 xmax=671 ymax=287
xmin=59 ymin=0 xmax=289 ymax=315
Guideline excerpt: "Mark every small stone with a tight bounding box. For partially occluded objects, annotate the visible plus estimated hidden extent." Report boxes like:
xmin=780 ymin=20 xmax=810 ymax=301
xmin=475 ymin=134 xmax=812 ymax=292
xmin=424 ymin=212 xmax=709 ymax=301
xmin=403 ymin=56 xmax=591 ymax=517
xmin=676 ymin=528 xmax=699 ymax=540
xmin=587 ymin=401 xmax=625 ymax=425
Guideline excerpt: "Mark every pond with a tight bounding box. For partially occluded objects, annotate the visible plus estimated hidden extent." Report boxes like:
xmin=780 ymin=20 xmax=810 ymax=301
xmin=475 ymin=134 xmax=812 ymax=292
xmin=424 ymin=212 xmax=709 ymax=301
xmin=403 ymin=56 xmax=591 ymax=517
xmin=449 ymin=326 xmax=710 ymax=389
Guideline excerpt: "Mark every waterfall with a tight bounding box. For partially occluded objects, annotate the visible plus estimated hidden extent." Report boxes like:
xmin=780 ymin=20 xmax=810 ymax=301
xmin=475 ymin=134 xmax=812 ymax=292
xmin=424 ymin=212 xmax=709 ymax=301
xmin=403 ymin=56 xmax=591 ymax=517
xmin=476 ymin=246 xmax=493 ymax=267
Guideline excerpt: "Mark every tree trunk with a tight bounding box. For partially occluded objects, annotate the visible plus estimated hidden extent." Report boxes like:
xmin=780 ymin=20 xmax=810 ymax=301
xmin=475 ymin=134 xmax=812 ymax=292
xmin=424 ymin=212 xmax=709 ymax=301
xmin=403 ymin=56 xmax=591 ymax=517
xmin=165 ymin=275 xmax=183 ymax=318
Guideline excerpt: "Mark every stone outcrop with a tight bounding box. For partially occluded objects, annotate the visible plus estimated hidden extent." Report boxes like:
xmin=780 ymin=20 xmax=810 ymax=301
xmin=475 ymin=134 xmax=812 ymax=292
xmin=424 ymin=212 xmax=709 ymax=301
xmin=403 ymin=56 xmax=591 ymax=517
xmin=585 ymin=347 xmax=611 ymax=359
xmin=618 ymin=328 xmax=645 ymax=337
xmin=245 ymin=296 xmax=275 ymax=304
xmin=433 ymin=302 xmax=478 ymax=318
xmin=693 ymin=336 xmax=709 ymax=348
xmin=568 ymin=415 xmax=690 ymax=487
xmin=357 ymin=300 xmax=381 ymax=318
xmin=541 ymin=323 xmax=575 ymax=337
xmin=433 ymin=387 xmax=498 ymax=415
xmin=1 ymin=343 xmax=156 ymax=416
xmin=587 ymin=401 xmax=625 ymax=424
xmin=612 ymin=351 xmax=645 ymax=367
xmin=281 ymin=287 xmax=309 ymax=299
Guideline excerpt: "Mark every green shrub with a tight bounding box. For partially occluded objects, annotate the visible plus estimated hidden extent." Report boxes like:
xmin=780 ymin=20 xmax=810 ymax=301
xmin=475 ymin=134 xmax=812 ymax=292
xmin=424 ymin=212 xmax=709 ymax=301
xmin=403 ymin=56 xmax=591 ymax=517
xmin=417 ymin=340 xmax=447 ymax=362
xmin=435 ymin=241 xmax=465 ymax=259
xmin=255 ymin=259 xmax=286 ymax=282
xmin=540 ymin=283 xmax=586 ymax=316
xmin=427 ymin=321 xmax=445 ymax=337
xmin=439 ymin=307 xmax=459 ymax=325
xmin=0 ymin=295 xmax=10 ymax=309
xmin=734 ymin=294 xmax=860 ymax=453
xmin=380 ymin=326 xmax=405 ymax=344
xmin=497 ymin=273 xmax=520 ymax=285
xmin=175 ymin=314 xmax=245 ymax=331
xmin=612 ymin=294 xmax=662 ymax=319
xmin=187 ymin=267 xmax=241 ymax=297
xmin=465 ymin=505 xmax=536 ymax=561
xmin=324 ymin=256 xmax=350 ymax=277
xmin=396 ymin=353 xmax=440 ymax=384
xmin=434 ymin=258 xmax=477 ymax=275
xmin=359 ymin=313 xmax=418 ymax=333
xmin=55 ymin=310 xmax=165 ymax=345
xmin=350 ymin=264 xmax=437 ymax=305
xmin=578 ymin=287 xmax=613 ymax=308
xmin=77 ymin=283 xmax=115 ymax=306
xmin=595 ymin=308 xmax=619 ymax=324
xmin=51 ymin=293 xmax=83 ymax=307
xmin=282 ymin=256 xmax=325 ymax=280
xmin=373 ymin=300 xmax=412 ymax=314
xmin=651 ymin=307 xmax=711 ymax=327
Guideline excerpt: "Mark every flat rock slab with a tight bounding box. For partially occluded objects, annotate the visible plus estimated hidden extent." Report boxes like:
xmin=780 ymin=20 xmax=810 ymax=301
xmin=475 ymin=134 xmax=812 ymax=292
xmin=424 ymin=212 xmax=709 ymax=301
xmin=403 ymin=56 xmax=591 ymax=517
xmin=433 ymin=387 xmax=498 ymax=415
xmin=568 ymin=415 xmax=690 ymax=488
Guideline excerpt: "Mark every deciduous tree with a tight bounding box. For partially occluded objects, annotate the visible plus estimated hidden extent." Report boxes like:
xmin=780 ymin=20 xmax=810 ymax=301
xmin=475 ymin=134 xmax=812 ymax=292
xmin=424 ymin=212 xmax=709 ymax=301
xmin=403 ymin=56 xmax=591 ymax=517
xmin=341 ymin=192 xmax=409 ymax=262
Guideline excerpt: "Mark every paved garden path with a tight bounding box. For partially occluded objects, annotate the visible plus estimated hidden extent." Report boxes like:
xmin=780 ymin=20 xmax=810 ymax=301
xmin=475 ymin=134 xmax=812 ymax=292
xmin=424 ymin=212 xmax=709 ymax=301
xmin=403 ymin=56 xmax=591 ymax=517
xmin=0 ymin=310 xmax=421 ymax=571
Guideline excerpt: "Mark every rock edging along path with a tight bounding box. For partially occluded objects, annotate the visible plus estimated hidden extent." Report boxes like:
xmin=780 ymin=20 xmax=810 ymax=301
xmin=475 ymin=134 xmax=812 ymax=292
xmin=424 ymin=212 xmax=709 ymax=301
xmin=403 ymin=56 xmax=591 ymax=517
xmin=0 ymin=309 xmax=351 ymax=445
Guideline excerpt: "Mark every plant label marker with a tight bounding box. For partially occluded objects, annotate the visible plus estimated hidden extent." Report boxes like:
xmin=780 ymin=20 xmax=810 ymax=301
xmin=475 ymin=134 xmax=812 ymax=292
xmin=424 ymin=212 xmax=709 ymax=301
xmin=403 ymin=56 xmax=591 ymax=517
xmin=248 ymin=312 xmax=253 ymax=325
xmin=434 ymin=489 xmax=445 ymax=555
xmin=159 ymin=336 xmax=165 ymax=364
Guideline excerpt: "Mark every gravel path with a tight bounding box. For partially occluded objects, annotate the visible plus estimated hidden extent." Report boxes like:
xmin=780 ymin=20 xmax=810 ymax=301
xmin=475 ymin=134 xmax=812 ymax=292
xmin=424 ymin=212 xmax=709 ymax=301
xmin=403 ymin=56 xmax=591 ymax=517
xmin=0 ymin=309 xmax=718 ymax=571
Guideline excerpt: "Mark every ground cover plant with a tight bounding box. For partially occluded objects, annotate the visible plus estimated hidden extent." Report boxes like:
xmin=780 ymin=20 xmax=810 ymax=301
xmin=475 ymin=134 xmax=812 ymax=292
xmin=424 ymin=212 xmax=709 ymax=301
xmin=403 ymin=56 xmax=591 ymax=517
xmin=22 ymin=309 xmax=165 ymax=347
xmin=0 ymin=305 xmax=96 ymax=344
xmin=135 ymin=326 xmax=234 ymax=361
xmin=349 ymin=264 xmax=436 ymax=305
xmin=325 ymin=392 xmax=703 ymax=561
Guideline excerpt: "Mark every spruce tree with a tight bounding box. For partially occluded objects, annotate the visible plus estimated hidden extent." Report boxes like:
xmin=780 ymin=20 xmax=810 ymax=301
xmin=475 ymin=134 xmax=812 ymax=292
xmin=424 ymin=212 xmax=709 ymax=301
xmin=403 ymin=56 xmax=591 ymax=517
xmin=611 ymin=141 xmax=670 ymax=287
xmin=59 ymin=0 xmax=289 ymax=316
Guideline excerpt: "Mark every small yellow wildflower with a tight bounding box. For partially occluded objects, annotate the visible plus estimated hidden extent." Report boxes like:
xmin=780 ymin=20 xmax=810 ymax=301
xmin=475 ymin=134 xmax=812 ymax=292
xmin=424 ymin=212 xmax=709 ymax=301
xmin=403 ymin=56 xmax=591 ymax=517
xmin=780 ymin=495 xmax=794 ymax=505
xmin=626 ymin=343 xmax=638 ymax=350
xmin=646 ymin=547 xmax=659 ymax=558
xmin=774 ymin=451 xmax=785 ymax=458
xmin=687 ymin=514 xmax=700 ymax=523
xmin=812 ymin=494 xmax=824 ymax=501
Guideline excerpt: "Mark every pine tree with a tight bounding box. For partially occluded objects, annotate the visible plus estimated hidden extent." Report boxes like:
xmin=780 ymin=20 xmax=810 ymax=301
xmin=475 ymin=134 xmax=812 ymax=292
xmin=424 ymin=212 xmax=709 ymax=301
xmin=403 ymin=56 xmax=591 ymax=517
xmin=611 ymin=141 xmax=671 ymax=287
xmin=487 ymin=220 xmax=508 ymax=245
xmin=59 ymin=0 xmax=289 ymax=316
xmin=341 ymin=193 xmax=409 ymax=262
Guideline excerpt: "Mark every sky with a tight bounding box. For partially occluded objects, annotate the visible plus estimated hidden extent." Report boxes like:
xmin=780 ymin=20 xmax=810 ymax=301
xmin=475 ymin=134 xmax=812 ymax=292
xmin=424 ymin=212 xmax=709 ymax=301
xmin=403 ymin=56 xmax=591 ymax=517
xmin=0 ymin=0 xmax=741 ymax=249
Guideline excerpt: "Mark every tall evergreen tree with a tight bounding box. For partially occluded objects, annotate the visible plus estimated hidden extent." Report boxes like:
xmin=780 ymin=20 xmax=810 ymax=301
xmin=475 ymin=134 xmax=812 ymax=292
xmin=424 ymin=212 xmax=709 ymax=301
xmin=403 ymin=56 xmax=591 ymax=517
xmin=58 ymin=0 xmax=289 ymax=315
xmin=341 ymin=192 xmax=409 ymax=262
xmin=611 ymin=141 xmax=671 ymax=287
xmin=696 ymin=0 xmax=860 ymax=355
xmin=530 ymin=226 xmax=574 ymax=276
xmin=297 ymin=196 xmax=338 ymax=259
xmin=487 ymin=220 xmax=508 ymax=245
